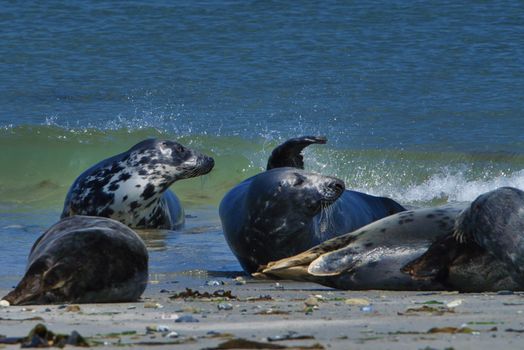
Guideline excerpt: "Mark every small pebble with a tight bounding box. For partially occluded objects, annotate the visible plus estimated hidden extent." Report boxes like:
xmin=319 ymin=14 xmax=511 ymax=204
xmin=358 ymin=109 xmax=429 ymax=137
xmin=127 ymin=305 xmax=136 ymax=310
xmin=274 ymin=283 xmax=284 ymax=290
xmin=205 ymin=280 xmax=224 ymax=287
xmin=144 ymin=302 xmax=163 ymax=309
xmin=175 ymin=315 xmax=199 ymax=323
xmin=217 ymin=302 xmax=233 ymax=311
xmin=360 ymin=305 xmax=373 ymax=313
xmin=234 ymin=277 xmax=246 ymax=285
xmin=161 ymin=313 xmax=179 ymax=320
xmin=0 ymin=300 xmax=10 ymax=307
xmin=304 ymin=297 xmax=319 ymax=307
xmin=44 ymin=308 xmax=51 ymax=312
xmin=159 ymin=289 xmax=170 ymax=293
xmin=65 ymin=305 xmax=81 ymax=312
xmin=446 ymin=299 xmax=463 ymax=308
xmin=345 ymin=298 xmax=370 ymax=306
xmin=165 ymin=331 xmax=179 ymax=338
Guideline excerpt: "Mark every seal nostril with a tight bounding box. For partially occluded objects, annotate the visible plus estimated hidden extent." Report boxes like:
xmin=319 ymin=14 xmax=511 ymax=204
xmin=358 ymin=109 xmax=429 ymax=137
xmin=330 ymin=180 xmax=345 ymax=194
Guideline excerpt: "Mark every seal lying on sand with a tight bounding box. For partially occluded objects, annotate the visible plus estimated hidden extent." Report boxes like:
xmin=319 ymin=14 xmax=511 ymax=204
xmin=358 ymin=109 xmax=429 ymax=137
xmin=61 ymin=139 xmax=214 ymax=229
xmin=258 ymin=187 xmax=524 ymax=292
xmin=2 ymin=216 xmax=148 ymax=305
xmin=256 ymin=203 xmax=466 ymax=290
xmin=219 ymin=136 xmax=406 ymax=273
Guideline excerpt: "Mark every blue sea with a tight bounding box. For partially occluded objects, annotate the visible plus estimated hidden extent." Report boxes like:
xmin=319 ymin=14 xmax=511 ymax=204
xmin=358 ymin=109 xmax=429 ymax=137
xmin=1 ymin=1 xmax=523 ymax=289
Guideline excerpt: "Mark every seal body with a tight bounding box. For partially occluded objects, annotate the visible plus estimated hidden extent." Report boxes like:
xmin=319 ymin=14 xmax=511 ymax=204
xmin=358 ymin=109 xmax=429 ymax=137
xmin=219 ymin=167 xmax=405 ymax=273
xmin=3 ymin=216 xmax=148 ymax=305
xmin=258 ymin=203 xmax=467 ymax=290
xmin=61 ymin=139 xmax=214 ymax=229
xmin=406 ymin=187 xmax=524 ymax=292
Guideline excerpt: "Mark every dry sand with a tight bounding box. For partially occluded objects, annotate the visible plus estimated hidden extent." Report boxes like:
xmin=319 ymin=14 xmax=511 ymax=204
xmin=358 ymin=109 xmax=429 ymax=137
xmin=1 ymin=273 xmax=524 ymax=349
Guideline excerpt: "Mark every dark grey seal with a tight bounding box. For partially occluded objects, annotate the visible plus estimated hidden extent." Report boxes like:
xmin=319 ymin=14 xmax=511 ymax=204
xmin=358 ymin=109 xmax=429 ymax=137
xmin=259 ymin=187 xmax=524 ymax=292
xmin=2 ymin=216 xmax=148 ymax=305
xmin=61 ymin=138 xmax=214 ymax=229
xmin=219 ymin=136 xmax=406 ymax=273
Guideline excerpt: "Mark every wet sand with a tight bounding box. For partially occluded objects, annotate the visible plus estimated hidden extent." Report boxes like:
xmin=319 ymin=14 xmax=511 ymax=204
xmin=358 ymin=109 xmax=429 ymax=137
xmin=1 ymin=274 xmax=524 ymax=349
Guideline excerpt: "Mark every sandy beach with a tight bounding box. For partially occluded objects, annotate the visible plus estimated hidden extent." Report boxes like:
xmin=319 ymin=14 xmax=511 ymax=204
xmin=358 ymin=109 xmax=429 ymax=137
xmin=2 ymin=273 xmax=524 ymax=349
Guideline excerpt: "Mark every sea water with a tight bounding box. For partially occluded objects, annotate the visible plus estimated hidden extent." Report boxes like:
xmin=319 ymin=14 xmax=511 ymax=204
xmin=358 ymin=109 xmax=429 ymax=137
xmin=1 ymin=1 xmax=523 ymax=289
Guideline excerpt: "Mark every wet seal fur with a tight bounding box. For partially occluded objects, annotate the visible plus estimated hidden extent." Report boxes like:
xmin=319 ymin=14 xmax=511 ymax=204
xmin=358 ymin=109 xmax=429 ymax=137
xmin=405 ymin=187 xmax=524 ymax=292
xmin=61 ymin=139 xmax=214 ymax=229
xmin=256 ymin=203 xmax=467 ymax=290
xmin=219 ymin=136 xmax=406 ymax=273
xmin=2 ymin=216 xmax=148 ymax=305
xmin=258 ymin=187 xmax=524 ymax=292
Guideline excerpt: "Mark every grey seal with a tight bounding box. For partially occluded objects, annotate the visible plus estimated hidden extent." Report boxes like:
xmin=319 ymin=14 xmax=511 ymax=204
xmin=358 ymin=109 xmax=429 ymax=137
xmin=61 ymin=138 xmax=214 ymax=229
xmin=2 ymin=216 xmax=148 ymax=305
xmin=257 ymin=203 xmax=466 ymax=290
xmin=219 ymin=136 xmax=406 ymax=273
xmin=259 ymin=187 xmax=524 ymax=292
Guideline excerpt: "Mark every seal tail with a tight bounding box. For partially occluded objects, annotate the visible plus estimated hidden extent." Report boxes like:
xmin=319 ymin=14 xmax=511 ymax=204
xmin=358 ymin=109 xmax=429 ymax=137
xmin=266 ymin=136 xmax=327 ymax=170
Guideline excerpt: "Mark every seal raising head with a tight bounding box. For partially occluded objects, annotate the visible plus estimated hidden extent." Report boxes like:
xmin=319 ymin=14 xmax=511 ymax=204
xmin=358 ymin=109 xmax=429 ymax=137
xmin=220 ymin=168 xmax=346 ymax=273
xmin=61 ymin=139 xmax=214 ymax=229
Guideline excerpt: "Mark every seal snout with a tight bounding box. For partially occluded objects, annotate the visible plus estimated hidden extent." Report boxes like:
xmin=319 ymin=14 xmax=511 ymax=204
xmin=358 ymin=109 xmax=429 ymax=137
xmin=322 ymin=178 xmax=345 ymax=203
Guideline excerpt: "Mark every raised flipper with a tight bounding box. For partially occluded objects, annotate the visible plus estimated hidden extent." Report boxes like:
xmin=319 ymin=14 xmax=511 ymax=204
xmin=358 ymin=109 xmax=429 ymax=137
xmin=266 ymin=136 xmax=327 ymax=170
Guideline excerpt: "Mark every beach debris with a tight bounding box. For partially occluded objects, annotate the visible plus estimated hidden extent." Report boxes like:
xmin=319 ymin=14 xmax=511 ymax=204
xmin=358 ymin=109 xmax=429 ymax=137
xmin=506 ymin=328 xmax=524 ymax=333
xmin=204 ymin=338 xmax=325 ymax=349
xmin=175 ymin=315 xmax=200 ymax=323
xmin=166 ymin=331 xmax=179 ymax=338
xmin=0 ymin=316 xmax=44 ymax=322
xmin=234 ymin=277 xmax=246 ymax=285
xmin=415 ymin=300 xmax=444 ymax=305
xmin=144 ymin=302 xmax=164 ymax=309
xmin=345 ymin=298 xmax=370 ymax=306
xmin=217 ymin=302 xmax=234 ymax=311
xmin=427 ymin=326 xmax=497 ymax=334
xmin=446 ymin=299 xmax=463 ymax=308
xmin=170 ymin=288 xmax=236 ymax=300
xmin=0 ymin=323 xmax=89 ymax=347
xmin=206 ymin=280 xmax=224 ymax=286
xmin=267 ymin=331 xmax=315 ymax=342
xmin=65 ymin=305 xmax=81 ymax=312
xmin=127 ymin=305 xmax=136 ymax=309
xmin=245 ymin=295 xmax=273 ymax=302
xmin=255 ymin=309 xmax=290 ymax=315
xmin=0 ymin=300 xmax=10 ymax=307
xmin=398 ymin=305 xmax=455 ymax=316
xmin=274 ymin=282 xmax=284 ymax=290
xmin=497 ymin=290 xmax=514 ymax=295
xmin=146 ymin=324 xmax=171 ymax=333
xmin=304 ymin=297 xmax=319 ymax=307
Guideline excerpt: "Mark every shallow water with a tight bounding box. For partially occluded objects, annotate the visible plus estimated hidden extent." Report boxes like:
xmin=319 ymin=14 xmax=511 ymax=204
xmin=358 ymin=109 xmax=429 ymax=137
xmin=1 ymin=1 xmax=523 ymax=289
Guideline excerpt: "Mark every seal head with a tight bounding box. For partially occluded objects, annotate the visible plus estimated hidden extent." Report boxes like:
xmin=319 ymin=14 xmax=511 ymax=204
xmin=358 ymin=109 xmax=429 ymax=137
xmin=61 ymin=139 xmax=214 ymax=229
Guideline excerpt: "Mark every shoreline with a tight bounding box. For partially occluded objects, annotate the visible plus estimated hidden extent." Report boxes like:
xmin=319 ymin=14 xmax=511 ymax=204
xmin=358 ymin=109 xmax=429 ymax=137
xmin=2 ymin=275 xmax=524 ymax=349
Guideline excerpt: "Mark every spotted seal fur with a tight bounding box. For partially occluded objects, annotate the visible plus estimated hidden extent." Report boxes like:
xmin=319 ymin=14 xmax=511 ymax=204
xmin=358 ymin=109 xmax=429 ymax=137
xmin=256 ymin=203 xmax=467 ymax=290
xmin=61 ymin=139 xmax=214 ymax=229
xmin=219 ymin=136 xmax=406 ymax=273
xmin=2 ymin=216 xmax=148 ymax=305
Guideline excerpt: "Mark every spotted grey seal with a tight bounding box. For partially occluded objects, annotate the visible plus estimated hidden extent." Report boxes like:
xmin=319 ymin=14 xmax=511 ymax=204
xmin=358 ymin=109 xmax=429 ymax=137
xmin=259 ymin=187 xmax=524 ymax=292
xmin=256 ymin=202 xmax=466 ymax=290
xmin=61 ymin=138 xmax=214 ymax=229
xmin=2 ymin=216 xmax=148 ymax=305
xmin=219 ymin=136 xmax=406 ymax=273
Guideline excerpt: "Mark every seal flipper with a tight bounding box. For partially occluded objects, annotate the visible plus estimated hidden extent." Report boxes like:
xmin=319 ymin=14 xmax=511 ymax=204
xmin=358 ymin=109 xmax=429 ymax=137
xmin=308 ymin=246 xmax=362 ymax=276
xmin=401 ymin=235 xmax=464 ymax=281
xmin=266 ymin=136 xmax=327 ymax=170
